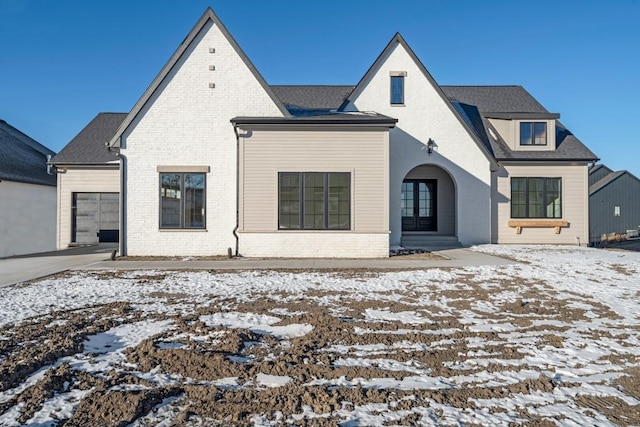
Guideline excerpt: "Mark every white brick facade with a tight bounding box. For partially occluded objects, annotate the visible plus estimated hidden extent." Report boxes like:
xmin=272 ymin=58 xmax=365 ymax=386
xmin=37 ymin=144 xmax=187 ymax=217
xmin=240 ymin=233 xmax=389 ymax=258
xmin=120 ymin=19 xmax=283 ymax=256
xmin=343 ymin=42 xmax=493 ymax=246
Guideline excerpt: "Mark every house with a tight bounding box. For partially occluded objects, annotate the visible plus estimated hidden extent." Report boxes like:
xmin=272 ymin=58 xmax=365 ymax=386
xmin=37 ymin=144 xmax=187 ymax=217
xmin=49 ymin=113 xmax=125 ymax=248
xmin=0 ymin=119 xmax=57 ymax=258
xmin=589 ymin=164 xmax=640 ymax=244
xmin=57 ymin=7 xmax=599 ymax=257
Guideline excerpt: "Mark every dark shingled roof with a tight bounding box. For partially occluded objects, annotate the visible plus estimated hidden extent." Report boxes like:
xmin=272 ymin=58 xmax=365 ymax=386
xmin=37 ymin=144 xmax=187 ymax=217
xmin=270 ymin=85 xmax=354 ymax=110
xmin=487 ymin=122 xmax=598 ymax=162
xmin=0 ymin=119 xmax=56 ymax=186
xmin=590 ymin=171 xmax=627 ymax=195
xmin=590 ymin=169 xmax=640 ymax=195
xmin=441 ymin=86 xmax=549 ymax=114
xmin=51 ymin=113 xmax=126 ymax=164
xmin=588 ymin=164 xmax=614 ymax=186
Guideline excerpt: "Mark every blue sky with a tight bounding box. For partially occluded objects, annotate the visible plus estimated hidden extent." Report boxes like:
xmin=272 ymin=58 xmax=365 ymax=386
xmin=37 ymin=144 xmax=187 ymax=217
xmin=1 ymin=0 xmax=639 ymax=175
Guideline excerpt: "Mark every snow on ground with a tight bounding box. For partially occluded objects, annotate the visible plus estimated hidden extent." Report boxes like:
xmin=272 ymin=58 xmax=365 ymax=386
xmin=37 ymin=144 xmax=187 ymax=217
xmin=0 ymin=245 xmax=638 ymax=426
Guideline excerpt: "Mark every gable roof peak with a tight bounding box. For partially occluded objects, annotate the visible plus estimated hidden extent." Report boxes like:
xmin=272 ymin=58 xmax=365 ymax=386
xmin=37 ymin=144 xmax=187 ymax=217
xmin=108 ymin=6 xmax=289 ymax=147
xmin=339 ymin=31 xmax=499 ymax=170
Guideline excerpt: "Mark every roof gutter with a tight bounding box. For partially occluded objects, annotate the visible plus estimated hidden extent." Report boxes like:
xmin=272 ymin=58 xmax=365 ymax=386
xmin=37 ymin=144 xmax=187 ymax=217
xmin=106 ymin=142 xmax=126 ymax=256
xmin=231 ymin=116 xmax=398 ymax=126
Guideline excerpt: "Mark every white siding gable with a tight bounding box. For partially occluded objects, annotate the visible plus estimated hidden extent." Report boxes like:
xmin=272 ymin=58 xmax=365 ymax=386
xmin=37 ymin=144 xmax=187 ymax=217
xmin=121 ymin=18 xmax=284 ymax=256
xmin=344 ymin=40 xmax=493 ymax=245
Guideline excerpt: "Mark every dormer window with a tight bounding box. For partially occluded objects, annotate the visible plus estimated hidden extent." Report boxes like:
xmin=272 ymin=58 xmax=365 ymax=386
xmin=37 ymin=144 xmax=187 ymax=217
xmin=390 ymin=71 xmax=406 ymax=105
xmin=520 ymin=122 xmax=547 ymax=146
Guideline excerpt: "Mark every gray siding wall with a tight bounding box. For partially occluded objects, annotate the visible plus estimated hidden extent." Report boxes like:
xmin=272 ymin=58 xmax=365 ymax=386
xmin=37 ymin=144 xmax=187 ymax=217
xmin=590 ymin=173 xmax=640 ymax=243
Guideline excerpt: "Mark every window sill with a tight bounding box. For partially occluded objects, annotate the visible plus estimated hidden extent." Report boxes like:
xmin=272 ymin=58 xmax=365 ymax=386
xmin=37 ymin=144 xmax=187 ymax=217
xmin=159 ymin=228 xmax=208 ymax=232
xmin=390 ymin=104 xmax=405 ymax=107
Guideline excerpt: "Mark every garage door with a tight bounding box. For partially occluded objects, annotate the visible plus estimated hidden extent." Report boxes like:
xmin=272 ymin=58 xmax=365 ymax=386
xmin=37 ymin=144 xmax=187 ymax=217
xmin=72 ymin=193 xmax=119 ymax=244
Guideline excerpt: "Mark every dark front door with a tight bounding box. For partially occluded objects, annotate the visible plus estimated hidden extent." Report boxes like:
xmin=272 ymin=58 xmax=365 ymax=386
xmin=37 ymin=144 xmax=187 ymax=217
xmin=401 ymin=179 xmax=437 ymax=231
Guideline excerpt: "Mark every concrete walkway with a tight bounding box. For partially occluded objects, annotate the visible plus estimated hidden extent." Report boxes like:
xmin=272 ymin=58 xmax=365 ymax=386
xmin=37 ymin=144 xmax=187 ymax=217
xmin=78 ymin=248 xmax=515 ymax=271
xmin=1 ymin=247 xmax=515 ymax=288
xmin=0 ymin=244 xmax=116 ymax=288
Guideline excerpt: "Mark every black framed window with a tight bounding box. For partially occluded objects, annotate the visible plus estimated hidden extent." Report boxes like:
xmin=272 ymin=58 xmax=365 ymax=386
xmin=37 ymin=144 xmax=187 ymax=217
xmin=390 ymin=75 xmax=404 ymax=105
xmin=520 ymin=122 xmax=547 ymax=145
xmin=160 ymin=173 xmax=206 ymax=229
xmin=511 ymin=177 xmax=561 ymax=218
xmin=278 ymin=172 xmax=350 ymax=230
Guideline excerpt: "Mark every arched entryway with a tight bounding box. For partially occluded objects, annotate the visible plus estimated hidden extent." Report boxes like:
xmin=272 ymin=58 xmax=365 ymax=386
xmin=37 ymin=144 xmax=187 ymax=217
xmin=400 ymin=164 xmax=458 ymax=247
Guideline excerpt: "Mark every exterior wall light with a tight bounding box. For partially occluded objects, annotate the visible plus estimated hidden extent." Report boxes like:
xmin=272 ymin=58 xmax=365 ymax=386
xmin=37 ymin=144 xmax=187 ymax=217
xmin=427 ymin=138 xmax=435 ymax=155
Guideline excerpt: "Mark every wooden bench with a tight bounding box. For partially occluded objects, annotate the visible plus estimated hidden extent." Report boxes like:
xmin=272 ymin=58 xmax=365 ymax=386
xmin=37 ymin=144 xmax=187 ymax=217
xmin=507 ymin=220 xmax=569 ymax=234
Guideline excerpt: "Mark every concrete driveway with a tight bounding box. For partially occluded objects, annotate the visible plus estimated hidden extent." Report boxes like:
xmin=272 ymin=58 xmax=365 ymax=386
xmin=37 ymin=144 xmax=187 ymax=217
xmin=0 ymin=244 xmax=117 ymax=288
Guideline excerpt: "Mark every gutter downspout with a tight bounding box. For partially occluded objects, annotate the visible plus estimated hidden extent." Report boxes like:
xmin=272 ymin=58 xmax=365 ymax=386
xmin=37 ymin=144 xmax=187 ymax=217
xmin=232 ymin=123 xmax=240 ymax=257
xmin=107 ymin=142 xmax=126 ymax=256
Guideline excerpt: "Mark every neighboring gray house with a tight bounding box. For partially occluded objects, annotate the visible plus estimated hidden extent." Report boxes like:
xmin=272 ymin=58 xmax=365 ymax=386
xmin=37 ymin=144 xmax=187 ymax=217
xmin=0 ymin=119 xmax=57 ymax=258
xmin=589 ymin=164 xmax=640 ymax=244
xmin=49 ymin=113 xmax=125 ymax=248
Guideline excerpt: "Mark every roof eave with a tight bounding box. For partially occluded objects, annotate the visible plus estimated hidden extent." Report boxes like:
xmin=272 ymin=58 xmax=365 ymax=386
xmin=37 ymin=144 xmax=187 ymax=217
xmin=497 ymin=157 xmax=600 ymax=163
xmin=484 ymin=112 xmax=560 ymax=120
xmin=231 ymin=116 xmax=398 ymax=127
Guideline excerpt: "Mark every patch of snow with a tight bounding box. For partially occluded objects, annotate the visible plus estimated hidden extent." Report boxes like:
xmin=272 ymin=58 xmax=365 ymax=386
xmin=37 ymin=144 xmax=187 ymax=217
xmin=200 ymin=312 xmax=313 ymax=339
xmin=364 ymin=308 xmax=435 ymax=324
xmin=255 ymin=373 xmax=292 ymax=388
xmin=24 ymin=388 xmax=93 ymax=426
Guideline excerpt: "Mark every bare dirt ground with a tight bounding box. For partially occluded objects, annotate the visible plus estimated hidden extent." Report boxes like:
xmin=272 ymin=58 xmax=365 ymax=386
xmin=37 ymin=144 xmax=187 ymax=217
xmin=1 ymin=247 xmax=639 ymax=426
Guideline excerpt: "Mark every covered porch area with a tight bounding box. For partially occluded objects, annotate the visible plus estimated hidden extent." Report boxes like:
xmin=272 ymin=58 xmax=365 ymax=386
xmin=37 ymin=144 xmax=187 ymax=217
xmin=399 ymin=164 xmax=461 ymax=250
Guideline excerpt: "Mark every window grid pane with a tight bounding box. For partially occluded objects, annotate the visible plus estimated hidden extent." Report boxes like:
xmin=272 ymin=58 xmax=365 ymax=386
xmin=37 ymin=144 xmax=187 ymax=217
xmin=184 ymin=174 xmax=205 ymax=228
xmin=160 ymin=173 xmax=206 ymax=229
xmin=510 ymin=177 xmax=562 ymax=219
xmin=520 ymin=122 xmax=547 ymax=146
xmin=418 ymin=182 xmax=433 ymax=217
xmin=534 ymin=122 xmax=547 ymax=145
xmin=328 ymin=173 xmax=350 ymax=230
xmin=304 ymin=173 xmax=325 ymax=229
xmin=401 ymin=182 xmax=413 ymax=217
xmin=390 ymin=76 xmax=404 ymax=104
xmin=279 ymin=173 xmax=301 ymax=229
xmin=279 ymin=172 xmax=351 ymax=230
xmin=520 ymin=123 xmax=533 ymax=145
xmin=510 ymin=178 xmax=527 ymax=218
xmin=160 ymin=174 xmax=181 ymax=227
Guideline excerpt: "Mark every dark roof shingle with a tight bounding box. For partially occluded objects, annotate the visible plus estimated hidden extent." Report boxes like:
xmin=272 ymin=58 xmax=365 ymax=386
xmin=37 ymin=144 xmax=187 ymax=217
xmin=0 ymin=120 xmax=56 ymax=186
xmin=441 ymin=86 xmax=549 ymax=114
xmin=270 ymin=85 xmax=354 ymax=110
xmin=51 ymin=113 xmax=126 ymax=164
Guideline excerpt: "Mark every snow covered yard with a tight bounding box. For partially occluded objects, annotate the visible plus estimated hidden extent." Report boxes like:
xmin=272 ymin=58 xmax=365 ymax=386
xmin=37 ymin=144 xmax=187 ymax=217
xmin=0 ymin=245 xmax=639 ymax=426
